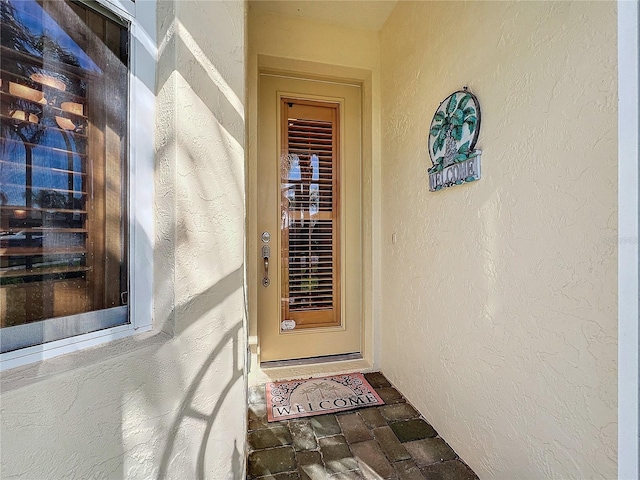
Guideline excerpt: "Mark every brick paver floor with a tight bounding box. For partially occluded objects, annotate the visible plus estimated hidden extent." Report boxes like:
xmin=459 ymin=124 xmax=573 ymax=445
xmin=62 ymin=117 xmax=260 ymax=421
xmin=247 ymin=372 xmax=478 ymax=480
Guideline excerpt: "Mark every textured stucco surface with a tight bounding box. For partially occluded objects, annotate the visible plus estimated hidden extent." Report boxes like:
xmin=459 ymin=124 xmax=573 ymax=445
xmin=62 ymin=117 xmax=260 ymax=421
xmin=247 ymin=9 xmax=383 ymax=374
xmin=379 ymin=2 xmax=617 ymax=479
xmin=1 ymin=2 xmax=247 ymax=479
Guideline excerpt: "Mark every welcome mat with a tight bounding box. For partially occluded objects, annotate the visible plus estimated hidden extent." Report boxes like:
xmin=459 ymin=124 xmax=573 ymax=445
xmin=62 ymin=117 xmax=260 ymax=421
xmin=266 ymin=372 xmax=384 ymax=422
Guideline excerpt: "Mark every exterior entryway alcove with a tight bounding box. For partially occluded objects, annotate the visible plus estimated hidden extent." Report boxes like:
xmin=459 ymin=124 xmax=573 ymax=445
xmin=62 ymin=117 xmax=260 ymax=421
xmin=247 ymin=2 xmax=619 ymax=479
xmin=0 ymin=1 xmax=626 ymax=479
xmin=247 ymin=4 xmax=382 ymax=383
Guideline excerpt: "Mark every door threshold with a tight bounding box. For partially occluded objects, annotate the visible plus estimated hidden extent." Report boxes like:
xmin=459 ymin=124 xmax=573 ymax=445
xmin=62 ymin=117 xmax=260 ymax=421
xmin=261 ymin=352 xmax=362 ymax=369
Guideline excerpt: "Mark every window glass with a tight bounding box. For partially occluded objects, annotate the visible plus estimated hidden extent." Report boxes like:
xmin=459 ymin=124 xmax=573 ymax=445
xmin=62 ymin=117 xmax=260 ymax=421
xmin=0 ymin=0 xmax=129 ymax=352
xmin=280 ymin=100 xmax=341 ymax=329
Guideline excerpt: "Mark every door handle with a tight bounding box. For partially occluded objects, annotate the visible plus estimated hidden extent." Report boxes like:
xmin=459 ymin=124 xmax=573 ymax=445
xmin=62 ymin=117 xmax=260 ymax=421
xmin=262 ymin=245 xmax=271 ymax=287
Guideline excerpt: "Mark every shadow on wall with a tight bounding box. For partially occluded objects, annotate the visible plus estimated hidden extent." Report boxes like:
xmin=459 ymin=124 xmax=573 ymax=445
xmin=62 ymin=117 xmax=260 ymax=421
xmin=0 ymin=3 xmax=245 ymax=480
xmin=157 ymin=320 xmax=244 ymax=479
xmin=153 ymin=4 xmax=246 ymax=479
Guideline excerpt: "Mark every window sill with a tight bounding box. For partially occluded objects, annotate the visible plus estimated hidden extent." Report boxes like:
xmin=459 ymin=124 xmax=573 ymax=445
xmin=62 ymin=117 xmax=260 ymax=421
xmin=0 ymin=322 xmax=158 ymax=374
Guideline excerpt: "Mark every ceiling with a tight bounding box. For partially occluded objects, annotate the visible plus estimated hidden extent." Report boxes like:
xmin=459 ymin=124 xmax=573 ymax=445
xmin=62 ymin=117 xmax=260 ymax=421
xmin=249 ymin=1 xmax=398 ymax=31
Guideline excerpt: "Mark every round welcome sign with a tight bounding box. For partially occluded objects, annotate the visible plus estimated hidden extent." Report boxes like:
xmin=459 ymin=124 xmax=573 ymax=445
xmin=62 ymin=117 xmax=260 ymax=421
xmin=427 ymin=89 xmax=482 ymax=191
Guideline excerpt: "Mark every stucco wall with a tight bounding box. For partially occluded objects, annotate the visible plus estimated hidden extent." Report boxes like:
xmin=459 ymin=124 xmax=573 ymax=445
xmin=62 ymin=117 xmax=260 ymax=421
xmin=0 ymin=2 xmax=246 ymax=479
xmin=247 ymin=8 xmax=383 ymax=374
xmin=379 ymin=2 xmax=617 ymax=478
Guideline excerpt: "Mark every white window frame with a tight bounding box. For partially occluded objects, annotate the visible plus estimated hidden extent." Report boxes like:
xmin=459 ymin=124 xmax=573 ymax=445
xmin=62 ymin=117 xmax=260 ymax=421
xmin=618 ymin=0 xmax=639 ymax=477
xmin=0 ymin=0 xmax=156 ymax=371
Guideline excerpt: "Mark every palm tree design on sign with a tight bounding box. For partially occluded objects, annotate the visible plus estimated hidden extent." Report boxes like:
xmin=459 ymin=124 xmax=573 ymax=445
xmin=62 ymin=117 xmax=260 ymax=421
xmin=428 ymin=90 xmax=480 ymax=175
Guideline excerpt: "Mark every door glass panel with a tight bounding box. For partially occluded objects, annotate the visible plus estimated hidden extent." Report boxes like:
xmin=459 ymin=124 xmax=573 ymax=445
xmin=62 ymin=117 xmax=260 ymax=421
xmin=280 ymin=100 xmax=340 ymax=329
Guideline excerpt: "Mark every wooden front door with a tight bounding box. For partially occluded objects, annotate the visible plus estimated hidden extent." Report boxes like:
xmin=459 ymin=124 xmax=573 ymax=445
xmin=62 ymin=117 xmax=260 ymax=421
xmin=257 ymin=74 xmax=362 ymax=363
